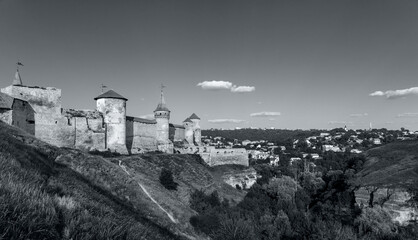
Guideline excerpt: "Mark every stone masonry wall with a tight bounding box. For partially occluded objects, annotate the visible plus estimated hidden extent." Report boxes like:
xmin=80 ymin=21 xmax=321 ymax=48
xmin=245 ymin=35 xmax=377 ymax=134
xmin=96 ymin=98 xmax=127 ymax=153
xmin=174 ymin=146 xmax=248 ymax=167
xmin=1 ymin=85 xmax=62 ymax=124
xmin=169 ymin=125 xmax=185 ymax=142
xmin=207 ymin=148 xmax=249 ymax=167
xmin=35 ymin=114 xmax=106 ymax=151
xmin=12 ymin=99 xmax=35 ymax=135
xmin=126 ymin=120 xmax=158 ymax=154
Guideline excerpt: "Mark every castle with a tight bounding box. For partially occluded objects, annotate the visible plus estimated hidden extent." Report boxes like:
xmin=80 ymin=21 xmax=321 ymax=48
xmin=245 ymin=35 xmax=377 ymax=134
xmin=0 ymin=68 xmax=249 ymax=166
xmin=0 ymin=69 xmax=202 ymax=154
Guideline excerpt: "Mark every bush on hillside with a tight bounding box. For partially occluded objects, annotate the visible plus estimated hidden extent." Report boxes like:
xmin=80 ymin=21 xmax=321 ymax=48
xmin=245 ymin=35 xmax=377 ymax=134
xmin=159 ymin=168 xmax=178 ymax=190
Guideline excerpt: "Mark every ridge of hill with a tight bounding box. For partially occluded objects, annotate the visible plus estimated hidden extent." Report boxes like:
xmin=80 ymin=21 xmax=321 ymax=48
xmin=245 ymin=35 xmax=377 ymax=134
xmin=356 ymin=140 xmax=418 ymax=188
xmin=0 ymin=121 xmax=244 ymax=239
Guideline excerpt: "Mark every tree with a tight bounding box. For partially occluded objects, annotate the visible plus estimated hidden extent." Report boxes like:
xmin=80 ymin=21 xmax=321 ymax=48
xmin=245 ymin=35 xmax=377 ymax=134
xmin=159 ymin=168 xmax=178 ymax=190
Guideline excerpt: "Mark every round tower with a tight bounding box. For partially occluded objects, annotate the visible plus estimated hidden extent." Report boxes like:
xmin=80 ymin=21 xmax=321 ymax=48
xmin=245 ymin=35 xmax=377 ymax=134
xmin=94 ymin=90 xmax=128 ymax=154
xmin=154 ymin=85 xmax=172 ymax=152
xmin=189 ymin=113 xmax=201 ymax=146
xmin=183 ymin=118 xmax=194 ymax=145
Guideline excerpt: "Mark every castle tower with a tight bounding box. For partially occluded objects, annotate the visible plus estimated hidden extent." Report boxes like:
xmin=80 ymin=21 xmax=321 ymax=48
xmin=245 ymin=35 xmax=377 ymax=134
xmin=189 ymin=113 xmax=201 ymax=146
xmin=94 ymin=90 xmax=128 ymax=154
xmin=154 ymin=85 xmax=173 ymax=152
xmin=183 ymin=118 xmax=194 ymax=145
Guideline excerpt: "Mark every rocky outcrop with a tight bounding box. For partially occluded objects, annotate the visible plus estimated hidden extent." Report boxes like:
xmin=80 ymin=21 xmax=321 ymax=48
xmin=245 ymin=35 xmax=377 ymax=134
xmin=355 ymin=187 xmax=418 ymax=225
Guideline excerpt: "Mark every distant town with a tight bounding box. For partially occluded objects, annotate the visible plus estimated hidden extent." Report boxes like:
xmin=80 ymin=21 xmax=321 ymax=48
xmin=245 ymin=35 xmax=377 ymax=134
xmin=202 ymin=127 xmax=417 ymax=168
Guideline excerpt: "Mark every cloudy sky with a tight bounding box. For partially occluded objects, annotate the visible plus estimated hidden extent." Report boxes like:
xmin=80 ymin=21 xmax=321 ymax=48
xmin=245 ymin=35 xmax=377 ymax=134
xmin=1 ymin=0 xmax=418 ymax=130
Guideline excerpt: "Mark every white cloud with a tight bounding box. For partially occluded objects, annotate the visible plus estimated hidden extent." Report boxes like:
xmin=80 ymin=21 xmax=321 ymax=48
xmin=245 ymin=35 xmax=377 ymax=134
xmin=197 ymin=80 xmax=255 ymax=93
xmin=230 ymin=85 xmax=256 ymax=93
xmin=250 ymin=112 xmax=281 ymax=117
xmin=197 ymin=80 xmax=233 ymax=90
xmin=349 ymin=113 xmax=368 ymax=118
xmin=396 ymin=113 xmax=418 ymax=118
xmin=139 ymin=114 xmax=154 ymax=120
xmin=208 ymin=119 xmax=246 ymax=124
xmin=369 ymin=87 xmax=418 ymax=99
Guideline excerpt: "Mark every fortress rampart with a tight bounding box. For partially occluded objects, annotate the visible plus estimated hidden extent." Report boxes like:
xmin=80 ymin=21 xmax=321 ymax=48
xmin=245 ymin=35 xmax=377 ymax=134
xmin=0 ymin=69 xmax=249 ymax=167
xmin=0 ymin=71 xmax=202 ymax=154
xmin=176 ymin=146 xmax=249 ymax=167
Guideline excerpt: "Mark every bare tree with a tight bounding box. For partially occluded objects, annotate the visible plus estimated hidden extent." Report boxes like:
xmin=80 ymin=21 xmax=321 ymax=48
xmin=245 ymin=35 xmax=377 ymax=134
xmin=378 ymin=188 xmax=395 ymax=207
xmin=365 ymin=186 xmax=379 ymax=208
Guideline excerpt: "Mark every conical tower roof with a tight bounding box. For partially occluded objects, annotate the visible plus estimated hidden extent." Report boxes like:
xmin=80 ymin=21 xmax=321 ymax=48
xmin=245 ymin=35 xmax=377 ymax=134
xmin=183 ymin=118 xmax=192 ymax=123
xmin=12 ymin=70 xmax=22 ymax=86
xmin=94 ymin=90 xmax=128 ymax=101
xmin=189 ymin=113 xmax=200 ymax=120
xmin=154 ymin=85 xmax=170 ymax=112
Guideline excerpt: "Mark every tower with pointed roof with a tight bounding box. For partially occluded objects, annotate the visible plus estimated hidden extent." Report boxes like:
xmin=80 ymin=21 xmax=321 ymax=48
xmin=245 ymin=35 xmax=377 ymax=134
xmin=189 ymin=113 xmax=201 ymax=145
xmin=154 ymin=85 xmax=173 ymax=152
xmin=95 ymin=90 xmax=128 ymax=154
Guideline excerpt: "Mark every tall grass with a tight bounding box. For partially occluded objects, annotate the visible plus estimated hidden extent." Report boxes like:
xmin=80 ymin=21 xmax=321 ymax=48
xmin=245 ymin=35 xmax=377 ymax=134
xmin=0 ymin=122 xmax=179 ymax=240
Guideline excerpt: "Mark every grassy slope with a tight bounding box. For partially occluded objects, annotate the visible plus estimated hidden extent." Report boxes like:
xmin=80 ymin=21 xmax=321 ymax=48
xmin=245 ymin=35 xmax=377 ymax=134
xmin=0 ymin=121 xmax=244 ymax=239
xmin=356 ymin=140 xmax=418 ymax=188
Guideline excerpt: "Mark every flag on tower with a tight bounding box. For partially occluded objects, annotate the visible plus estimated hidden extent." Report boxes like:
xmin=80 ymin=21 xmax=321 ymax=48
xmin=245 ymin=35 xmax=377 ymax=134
xmin=17 ymin=62 xmax=24 ymax=66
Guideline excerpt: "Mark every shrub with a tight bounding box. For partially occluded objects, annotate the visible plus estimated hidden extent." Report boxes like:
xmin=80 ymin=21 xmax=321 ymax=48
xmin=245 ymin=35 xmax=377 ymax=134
xmin=159 ymin=168 xmax=178 ymax=190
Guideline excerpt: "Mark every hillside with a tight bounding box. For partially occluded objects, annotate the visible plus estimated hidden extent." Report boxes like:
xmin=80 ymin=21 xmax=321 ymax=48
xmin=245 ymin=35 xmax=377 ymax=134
xmin=354 ymin=140 xmax=418 ymax=224
xmin=356 ymin=140 xmax=418 ymax=188
xmin=0 ymin=121 xmax=245 ymax=239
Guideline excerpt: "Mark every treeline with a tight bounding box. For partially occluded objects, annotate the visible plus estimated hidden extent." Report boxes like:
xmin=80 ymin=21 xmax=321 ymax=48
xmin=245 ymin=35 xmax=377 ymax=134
xmin=202 ymin=129 xmax=322 ymax=143
xmin=202 ymin=128 xmax=412 ymax=146
xmin=189 ymin=153 xmax=418 ymax=239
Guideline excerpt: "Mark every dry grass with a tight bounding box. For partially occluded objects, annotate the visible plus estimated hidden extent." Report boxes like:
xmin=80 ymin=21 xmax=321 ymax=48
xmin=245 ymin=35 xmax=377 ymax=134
xmin=356 ymin=140 xmax=418 ymax=188
xmin=0 ymin=121 xmax=244 ymax=239
xmin=0 ymin=121 xmax=182 ymax=239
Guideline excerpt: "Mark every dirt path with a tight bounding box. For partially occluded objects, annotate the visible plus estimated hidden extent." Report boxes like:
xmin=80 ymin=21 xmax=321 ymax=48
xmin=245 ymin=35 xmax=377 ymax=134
xmin=118 ymin=161 xmax=177 ymax=223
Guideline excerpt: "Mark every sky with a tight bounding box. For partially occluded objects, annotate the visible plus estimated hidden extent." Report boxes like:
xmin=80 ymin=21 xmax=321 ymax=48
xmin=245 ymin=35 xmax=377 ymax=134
xmin=1 ymin=0 xmax=418 ymax=130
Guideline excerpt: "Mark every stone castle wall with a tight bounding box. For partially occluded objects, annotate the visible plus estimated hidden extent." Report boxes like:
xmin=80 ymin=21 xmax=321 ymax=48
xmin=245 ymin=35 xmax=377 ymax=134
xmin=126 ymin=118 xmax=158 ymax=154
xmin=175 ymin=146 xmax=249 ymax=167
xmin=0 ymin=99 xmax=35 ymax=135
xmin=207 ymin=148 xmax=249 ymax=167
xmin=34 ymin=109 xmax=106 ymax=151
xmin=12 ymin=99 xmax=35 ymax=135
xmin=169 ymin=124 xmax=185 ymax=142
xmin=1 ymin=85 xmax=62 ymax=123
xmin=1 ymin=84 xmax=207 ymax=158
xmin=1 ymin=85 xmax=62 ymax=145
